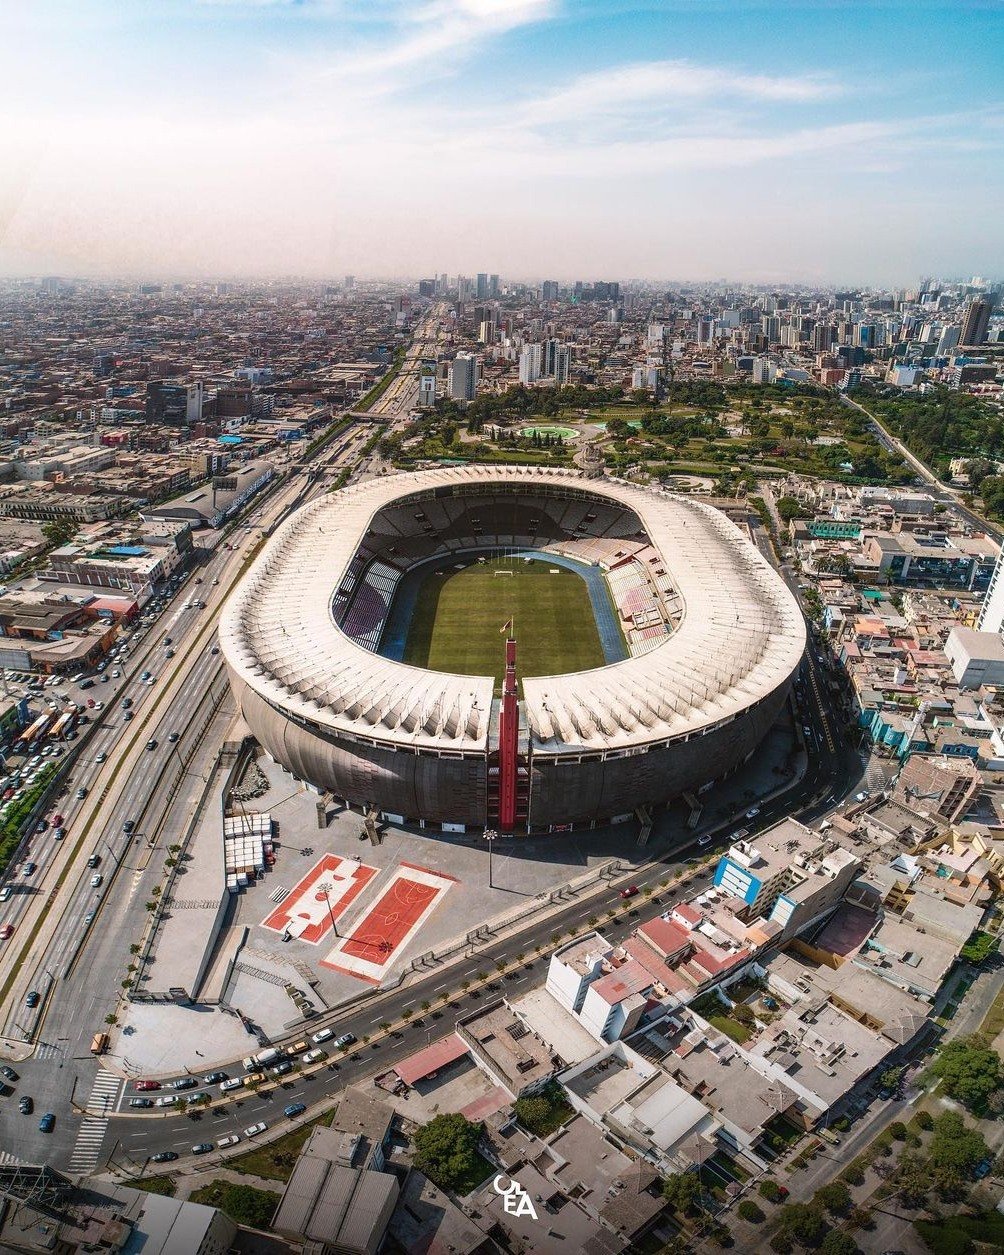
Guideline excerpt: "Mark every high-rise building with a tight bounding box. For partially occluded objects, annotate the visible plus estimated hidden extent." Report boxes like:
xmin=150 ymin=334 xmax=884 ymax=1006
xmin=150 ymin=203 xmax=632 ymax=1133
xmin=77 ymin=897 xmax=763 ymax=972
xmin=418 ymin=374 xmax=437 ymax=407
xmin=960 ymin=298 xmax=992 ymax=346
xmin=812 ymin=325 xmax=836 ymax=353
xmin=449 ymin=353 xmax=479 ymax=401
xmin=418 ymin=279 xmax=436 ymax=298
xmin=554 ymin=345 xmax=572 ymax=386
xmin=542 ymin=338 xmax=558 ymax=377
xmin=762 ymin=315 xmax=781 ymax=343
xmin=519 ymin=344 xmax=542 ymax=385
xmin=146 ymin=381 xmax=203 ymax=425
xmin=476 ymin=273 xmax=489 ymax=300
xmin=936 ymin=325 xmax=960 ymax=357
xmin=541 ymin=280 xmax=559 ymax=302
xmin=489 ymin=274 xmax=500 ymax=298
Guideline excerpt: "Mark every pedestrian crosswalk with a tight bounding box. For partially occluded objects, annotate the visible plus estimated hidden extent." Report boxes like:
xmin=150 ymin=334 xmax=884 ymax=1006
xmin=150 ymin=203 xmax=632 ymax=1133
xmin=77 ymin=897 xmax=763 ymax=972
xmin=68 ymin=1070 xmax=123 ymax=1175
xmin=68 ymin=1117 xmax=109 ymax=1174
xmin=34 ymin=1042 xmax=59 ymax=1063
xmin=0 ymin=1150 xmax=26 ymax=1166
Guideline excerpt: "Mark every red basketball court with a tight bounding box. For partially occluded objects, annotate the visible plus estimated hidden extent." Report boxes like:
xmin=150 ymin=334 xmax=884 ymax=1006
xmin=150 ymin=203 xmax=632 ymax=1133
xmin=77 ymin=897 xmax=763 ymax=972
xmin=261 ymin=853 xmax=377 ymax=945
xmin=322 ymin=862 xmax=456 ymax=982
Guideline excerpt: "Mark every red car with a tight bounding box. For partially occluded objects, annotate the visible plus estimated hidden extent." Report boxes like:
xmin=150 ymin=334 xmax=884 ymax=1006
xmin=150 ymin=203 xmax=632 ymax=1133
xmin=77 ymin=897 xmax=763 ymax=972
xmin=619 ymin=885 xmax=640 ymax=899
xmin=86 ymin=699 xmax=96 ymax=708
xmin=0 ymin=923 xmax=14 ymax=941
xmin=2 ymin=788 xmax=13 ymax=800
xmin=133 ymin=1080 xmax=161 ymax=1092
xmin=52 ymin=814 xmax=64 ymax=827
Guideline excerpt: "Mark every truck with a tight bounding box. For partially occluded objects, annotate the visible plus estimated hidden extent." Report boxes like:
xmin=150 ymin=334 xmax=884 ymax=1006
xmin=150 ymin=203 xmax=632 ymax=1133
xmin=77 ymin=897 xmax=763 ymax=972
xmin=242 ymin=1047 xmax=281 ymax=1072
xmin=90 ymin=1032 xmax=110 ymax=1055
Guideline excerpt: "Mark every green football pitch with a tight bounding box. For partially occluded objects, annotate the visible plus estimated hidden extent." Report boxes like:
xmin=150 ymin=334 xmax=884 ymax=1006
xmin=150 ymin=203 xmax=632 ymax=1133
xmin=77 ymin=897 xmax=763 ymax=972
xmin=403 ymin=557 xmax=606 ymax=684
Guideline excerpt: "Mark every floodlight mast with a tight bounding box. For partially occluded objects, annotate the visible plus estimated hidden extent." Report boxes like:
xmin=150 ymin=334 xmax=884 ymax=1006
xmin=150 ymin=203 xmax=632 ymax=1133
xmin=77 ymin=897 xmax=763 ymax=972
xmin=498 ymin=634 xmax=519 ymax=832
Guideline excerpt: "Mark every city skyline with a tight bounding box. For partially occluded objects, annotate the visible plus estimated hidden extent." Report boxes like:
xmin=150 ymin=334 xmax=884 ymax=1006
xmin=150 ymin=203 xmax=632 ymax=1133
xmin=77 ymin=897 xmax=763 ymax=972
xmin=1 ymin=0 xmax=1002 ymax=284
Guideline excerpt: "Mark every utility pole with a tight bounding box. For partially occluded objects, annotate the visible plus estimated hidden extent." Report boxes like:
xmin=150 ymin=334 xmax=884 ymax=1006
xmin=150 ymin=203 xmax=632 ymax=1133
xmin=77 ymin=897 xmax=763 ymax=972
xmin=483 ymin=829 xmax=497 ymax=889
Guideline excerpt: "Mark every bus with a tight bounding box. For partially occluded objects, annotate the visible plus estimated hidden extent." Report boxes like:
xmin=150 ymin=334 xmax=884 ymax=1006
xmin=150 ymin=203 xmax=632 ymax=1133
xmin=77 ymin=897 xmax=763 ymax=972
xmin=18 ymin=714 xmax=50 ymax=746
xmin=90 ymin=1032 xmax=110 ymax=1055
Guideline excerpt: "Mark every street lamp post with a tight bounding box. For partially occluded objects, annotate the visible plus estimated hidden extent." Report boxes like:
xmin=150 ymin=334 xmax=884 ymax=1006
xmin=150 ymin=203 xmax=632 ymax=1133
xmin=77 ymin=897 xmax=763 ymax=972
xmin=483 ymin=829 xmax=497 ymax=890
xmin=319 ymin=881 xmax=338 ymax=938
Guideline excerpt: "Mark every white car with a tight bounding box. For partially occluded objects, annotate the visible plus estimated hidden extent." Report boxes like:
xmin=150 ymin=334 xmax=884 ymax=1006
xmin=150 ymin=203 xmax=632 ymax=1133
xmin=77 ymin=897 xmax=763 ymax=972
xmin=745 ymin=806 xmax=761 ymax=819
xmin=243 ymin=1121 xmax=267 ymax=1137
xmin=155 ymin=1095 xmax=177 ymax=1107
xmin=219 ymin=1078 xmax=243 ymax=1093
xmin=310 ymin=1027 xmax=334 ymax=1044
xmin=217 ymin=1134 xmax=241 ymax=1148
xmin=301 ymin=1049 xmax=325 ymax=1064
xmin=90 ymin=874 xmax=103 ymax=888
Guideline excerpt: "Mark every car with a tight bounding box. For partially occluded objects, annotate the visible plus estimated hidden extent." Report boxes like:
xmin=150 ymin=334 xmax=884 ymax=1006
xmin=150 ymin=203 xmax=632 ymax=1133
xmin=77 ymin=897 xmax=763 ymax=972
xmin=1 ymin=1064 xmax=19 ymax=1082
xmin=167 ymin=731 xmax=179 ymax=743
xmin=202 ymin=1071 xmax=228 ymax=1085
xmin=243 ymin=1121 xmax=267 ymax=1138
xmin=87 ymin=853 xmax=101 ymax=868
xmin=123 ymin=710 xmax=134 ymax=721
xmin=802 ymin=725 xmax=812 ymax=737
xmin=974 ymin=1158 xmax=993 ymax=1180
xmin=38 ymin=1113 xmax=55 ymax=1133
xmin=164 ymin=636 xmax=173 ymax=645
xmin=129 ymin=1097 xmax=154 ymax=1108
xmin=219 ymin=1077 xmax=243 ymax=1093
xmin=0 ymin=887 xmax=11 ymax=903
xmin=270 ymin=1060 xmax=293 ymax=1076
xmin=165 ymin=649 xmax=175 ymax=658
xmin=302 ymin=1049 xmax=325 ymax=1064
xmin=53 ymin=827 xmax=64 ymax=841
xmin=188 ymin=1092 xmax=210 ymax=1104
xmin=150 ymin=1151 xmax=178 ymax=1163
xmin=90 ymin=874 xmax=103 ymax=888
xmin=155 ymin=1095 xmax=177 ymax=1107
xmin=146 ymin=739 xmax=157 ymax=751
xmin=95 ymin=751 xmax=107 ymax=763
xmin=94 ymin=700 xmax=104 ymax=709
xmin=311 ymin=1027 xmax=334 ymax=1044
xmin=35 ymin=819 xmax=47 ymax=832
xmin=76 ymin=787 xmax=88 ymax=799
xmin=134 ymin=1080 xmax=161 ymax=1091
xmin=191 ymin=1142 xmax=213 ymax=1155
xmin=0 ymin=923 xmax=13 ymax=941
xmin=211 ymin=645 xmax=220 ymax=654
xmin=217 ymin=1134 xmax=240 ymax=1148
xmin=697 ymin=834 xmax=712 ymax=847
xmin=19 ymin=1095 xmax=33 ymax=1114
xmin=284 ymin=1102 xmax=306 ymax=1118
xmin=170 ymin=1076 xmax=198 ymax=1090
xmin=746 ymin=806 xmax=761 ymax=819
xmin=123 ymin=819 xmax=136 ymax=834
xmin=22 ymin=861 xmax=37 ymax=876
xmin=141 ymin=671 xmax=151 ymax=682
xmin=335 ymin=1033 xmax=356 ymax=1049
xmin=121 ymin=697 xmax=132 ymax=708
xmin=111 ymin=670 xmax=120 ymax=678
xmin=619 ymin=885 xmax=639 ymax=899
xmin=86 ymin=698 xmax=96 ymax=708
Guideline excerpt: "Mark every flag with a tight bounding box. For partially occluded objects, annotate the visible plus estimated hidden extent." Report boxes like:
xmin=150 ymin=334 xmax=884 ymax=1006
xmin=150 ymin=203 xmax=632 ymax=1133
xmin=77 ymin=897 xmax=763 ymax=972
xmin=500 ymin=618 xmax=513 ymax=635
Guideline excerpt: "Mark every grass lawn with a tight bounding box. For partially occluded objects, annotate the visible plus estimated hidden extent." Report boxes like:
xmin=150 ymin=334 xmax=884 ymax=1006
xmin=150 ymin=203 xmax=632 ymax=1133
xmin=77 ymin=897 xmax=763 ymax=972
xmin=403 ymin=556 xmax=606 ymax=685
xmin=707 ymin=1014 xmax=752 ymax=1044
xmin=190 ymin=1179 xmax=281 ymax=1229
xmin=132 ymin=1175 xmax=177 ymax=1196
xmin=227 ymin=1110 xmax=334 ymax=1182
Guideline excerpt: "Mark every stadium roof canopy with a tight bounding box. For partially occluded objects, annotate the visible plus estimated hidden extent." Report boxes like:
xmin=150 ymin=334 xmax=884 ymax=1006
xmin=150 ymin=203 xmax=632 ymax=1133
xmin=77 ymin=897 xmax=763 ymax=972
xmin=219 ymin=466 xmax=805 ymax=755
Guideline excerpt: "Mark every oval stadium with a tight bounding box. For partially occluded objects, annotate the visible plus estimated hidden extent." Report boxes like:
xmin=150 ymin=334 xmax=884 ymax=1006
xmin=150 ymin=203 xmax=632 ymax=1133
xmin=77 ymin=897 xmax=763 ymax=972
xmin=219 ymin=466 xmax=805 ymax=833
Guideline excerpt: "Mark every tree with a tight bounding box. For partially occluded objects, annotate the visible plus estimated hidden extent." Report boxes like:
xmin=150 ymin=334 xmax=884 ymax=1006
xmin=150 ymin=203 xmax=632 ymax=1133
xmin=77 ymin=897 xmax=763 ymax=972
xmin=819 ymin=1232 xmax=859 ymax=1255
xmin=412 ymin=1113 xmax=485 ymax=1193
xmin=213 ymin=1182 xmax=280 ymax=1228
xmin=776 ymin=1202 xmax=826 ymax=1247
xmin=775 ymin=496 xmax=808 ymax=523
xmin=42 ymin=517 xmax=77 ymax=548
xmin=929 ymin=1038 xmax=1002 ymax=1111
xmin=662 ymin=1171 xmax=702 ymax=1215
xmin=814 ymin=1180 xmax=851 ymax=1215
xmin=929 ymin=1110 xmax=989 ymax=1175
xmin=738 ymin=1199 xmax=765 ymax=1223
xmin=759 ymin=1178 xmax=783 ymax=1203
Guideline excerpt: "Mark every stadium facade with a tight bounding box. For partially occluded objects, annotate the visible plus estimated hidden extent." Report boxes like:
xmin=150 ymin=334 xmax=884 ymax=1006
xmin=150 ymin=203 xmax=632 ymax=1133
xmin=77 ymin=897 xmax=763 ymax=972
xmin=219 ymin=467 xmax=805 ymax=832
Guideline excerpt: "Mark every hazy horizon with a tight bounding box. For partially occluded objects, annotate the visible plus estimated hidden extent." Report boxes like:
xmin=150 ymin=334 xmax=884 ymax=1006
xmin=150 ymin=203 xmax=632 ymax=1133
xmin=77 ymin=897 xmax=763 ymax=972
xmin=2 ymin=0 xmax=1002 ymax=286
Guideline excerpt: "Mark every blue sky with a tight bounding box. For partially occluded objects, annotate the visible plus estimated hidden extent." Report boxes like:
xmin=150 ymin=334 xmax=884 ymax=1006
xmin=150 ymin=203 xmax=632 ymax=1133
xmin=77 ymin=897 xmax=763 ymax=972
xmin=1 ymin=0 xmax=1001 ymax=283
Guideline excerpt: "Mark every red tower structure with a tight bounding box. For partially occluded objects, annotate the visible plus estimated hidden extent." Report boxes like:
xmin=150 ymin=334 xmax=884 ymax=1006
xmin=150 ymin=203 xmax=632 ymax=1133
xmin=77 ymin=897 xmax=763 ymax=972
xmin=497 ymin=635 xmax=520 ymax=832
